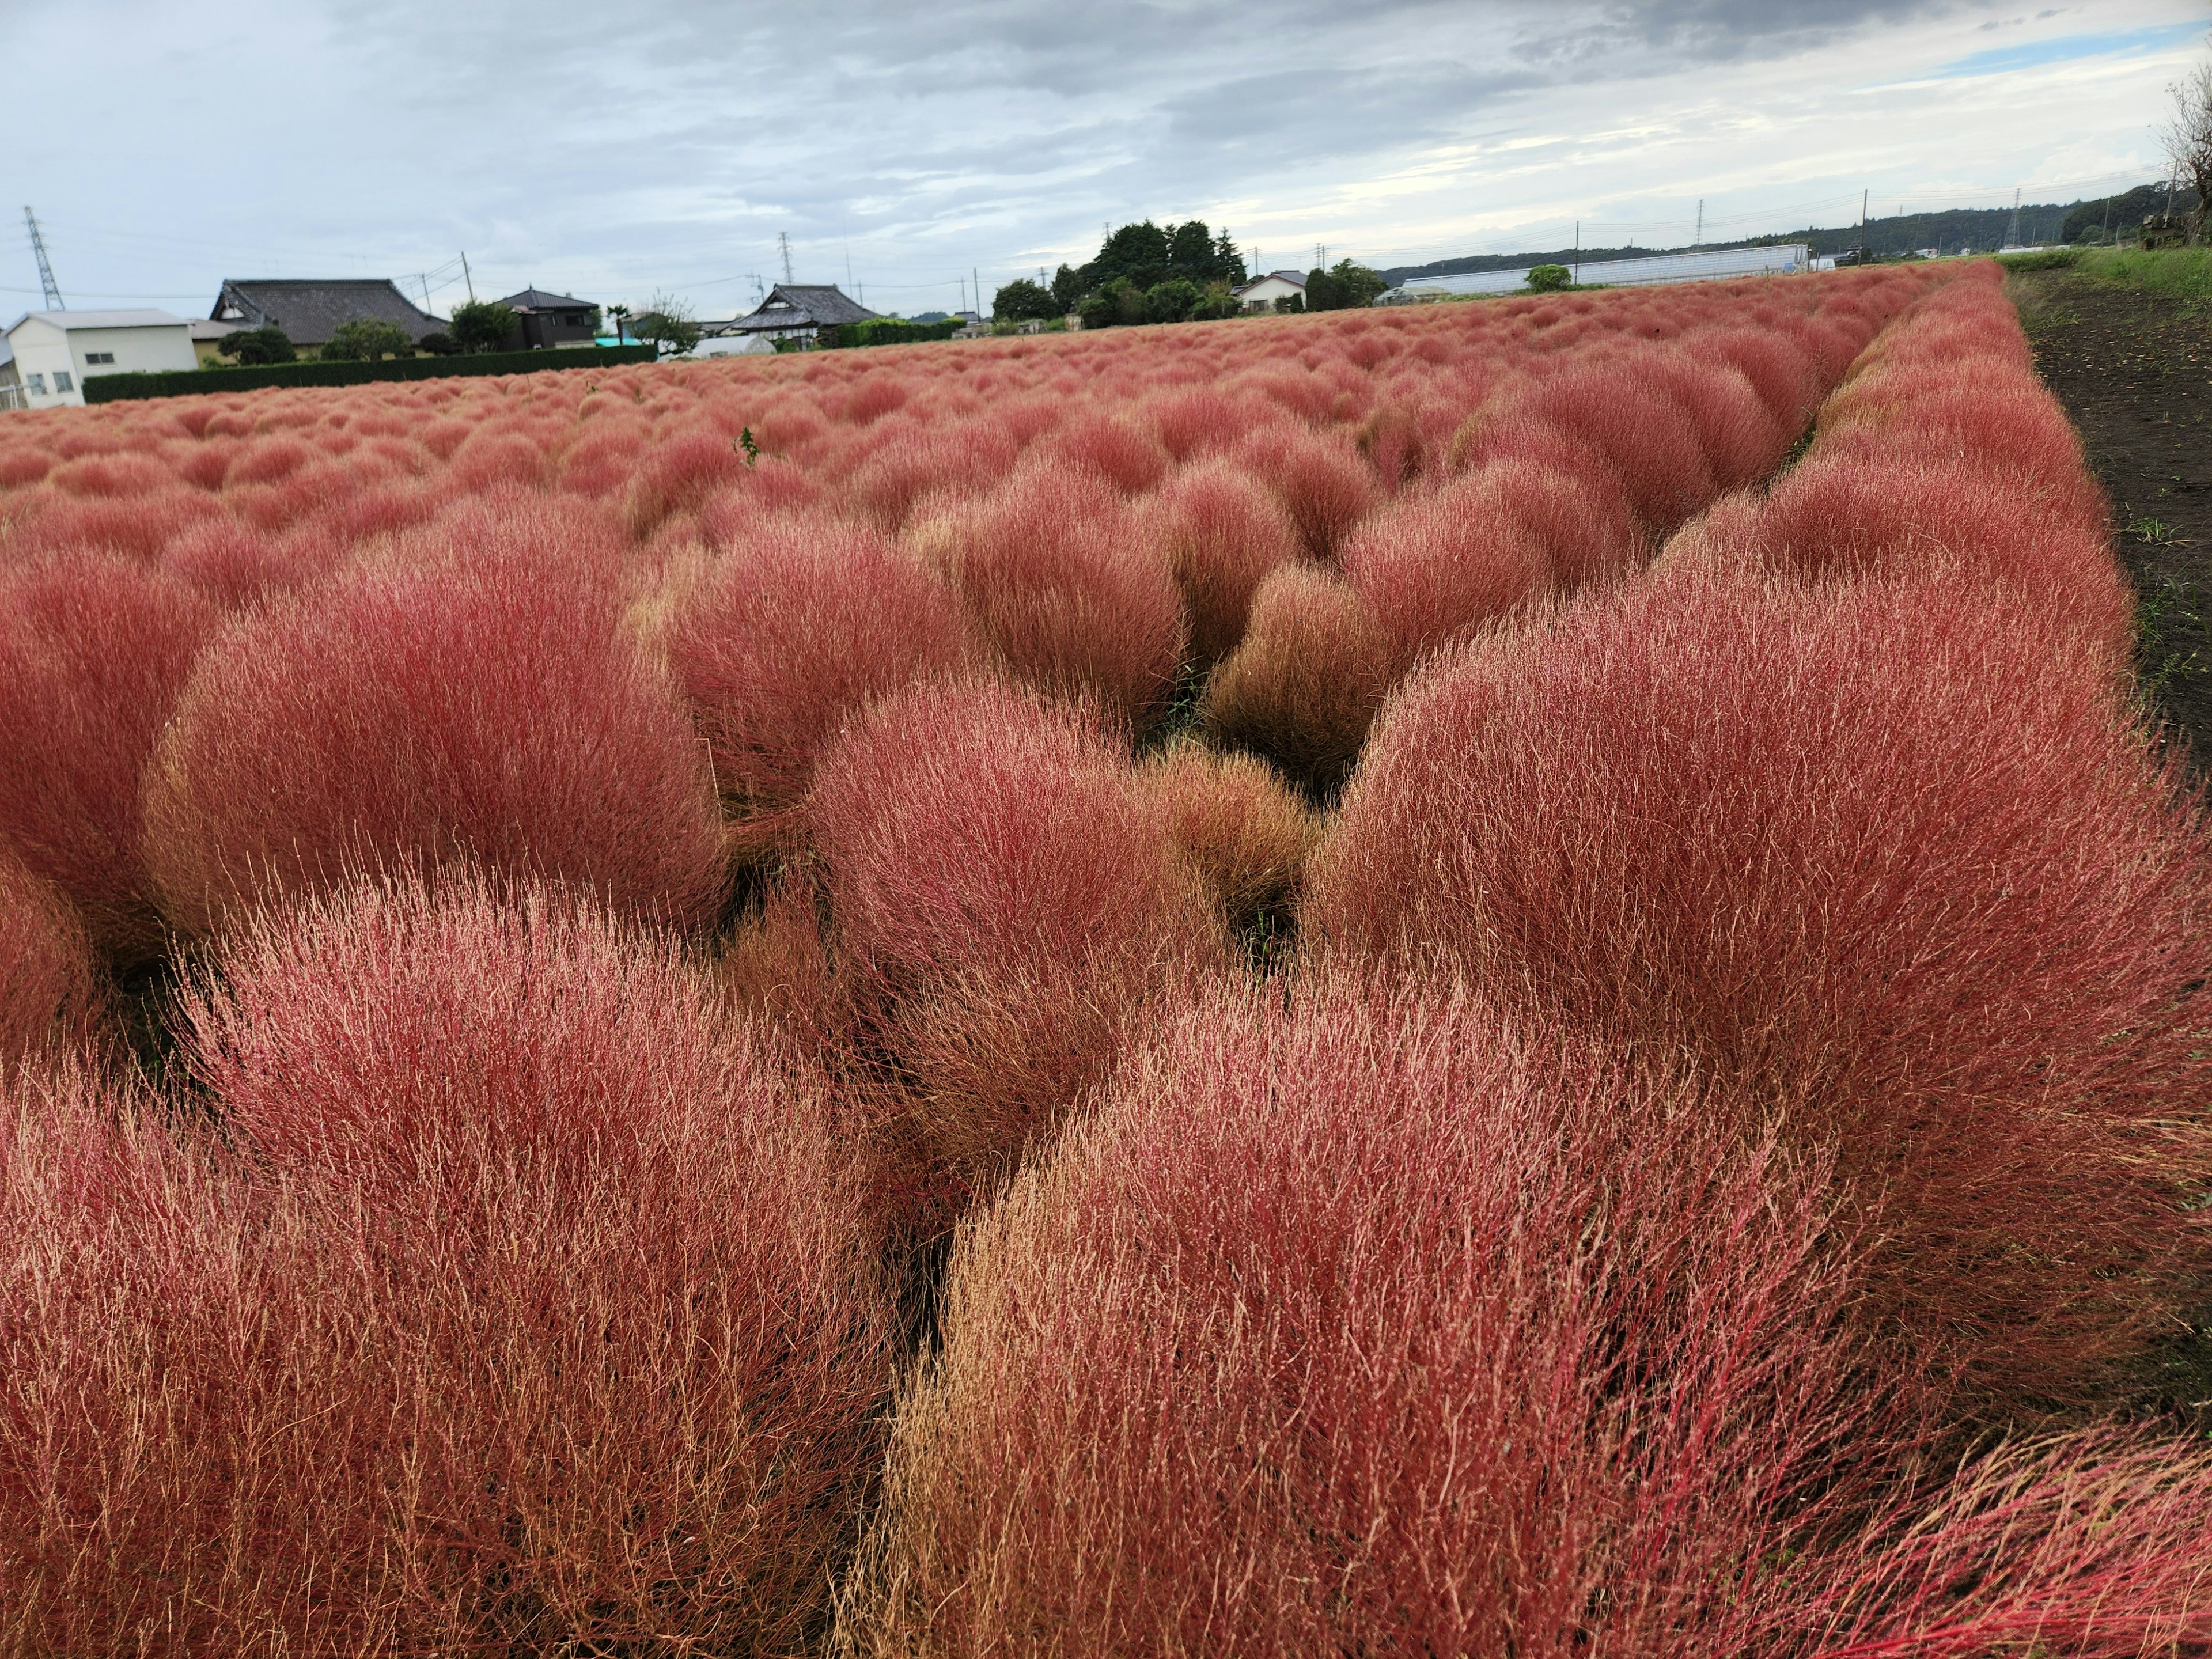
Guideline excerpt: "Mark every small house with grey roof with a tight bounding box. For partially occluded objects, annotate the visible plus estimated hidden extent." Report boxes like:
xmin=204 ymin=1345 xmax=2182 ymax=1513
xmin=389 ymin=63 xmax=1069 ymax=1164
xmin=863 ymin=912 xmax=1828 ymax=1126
xmin=496 ymin=288 xmax=601 ymax=350
xmin=211 ymin=278 xmax=442 ymax=353
xmin=722 ymin=284 xmax=879 ymax=346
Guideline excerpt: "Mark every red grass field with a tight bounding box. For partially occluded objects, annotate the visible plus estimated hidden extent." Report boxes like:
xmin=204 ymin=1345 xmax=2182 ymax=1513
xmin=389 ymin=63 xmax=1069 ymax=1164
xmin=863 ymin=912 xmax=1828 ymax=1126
xmin=3 ymin=260 xmax=2209 ymax=1654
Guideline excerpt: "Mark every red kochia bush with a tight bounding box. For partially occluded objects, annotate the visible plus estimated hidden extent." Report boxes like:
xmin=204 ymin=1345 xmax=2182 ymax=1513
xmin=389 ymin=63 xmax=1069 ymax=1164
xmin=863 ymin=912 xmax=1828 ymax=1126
xmin=624 ymin=428 xmax=748 ymax=536
xmin=807 ymin=676 xmax=1224 ymax=1226
xmin=1337 ymin=468 xmax=1562 ymax=669
xmin=0 ymin=551 xmax=216 ymax=957
xmin=1304 ymin=562 xmax=2212 ymax=1409
xmin=665 ymin=520 xmax=972 ymax=854
xmin=143 ymin=529 xmax=726 ymax=937
xmin=1142 ymin=459 xmax=1303 ymax=666
xmin=1231 ymin=423 xmax=1379 ymax=558
xmin=849 ymin=978 xmax=2212 ymax=1657
xmin=1201 ymin=564 xmax=1395 ymax=797
xmin=0 ymin=877 xmax=893 ymax=1654
xmin=1513 ymin=355 xmax=1719 ymax=532
xmin=846 ymin=980 xmax=1888 ymax=1655
xmin=0 ymin=851 xmax=99 ymax=1078
xmin=911 ymin=461 xmax=1185 ymax=731
xmin=1142 ymin=741 xmax=1317 ymax=933
xmin=846 ymin=421 xmax=1021 ymax=529
xmin=1670 ymin=453 xmax=2132 ymax=661
xmin=1044 ymin=411 xmax=1169 ymax=495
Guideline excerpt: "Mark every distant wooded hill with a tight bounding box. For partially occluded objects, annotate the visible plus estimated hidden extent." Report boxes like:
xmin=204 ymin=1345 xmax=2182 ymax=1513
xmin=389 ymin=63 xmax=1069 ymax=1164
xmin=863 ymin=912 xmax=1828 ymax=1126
xmin=1380 ymin=184 xmax=2201 ymax=286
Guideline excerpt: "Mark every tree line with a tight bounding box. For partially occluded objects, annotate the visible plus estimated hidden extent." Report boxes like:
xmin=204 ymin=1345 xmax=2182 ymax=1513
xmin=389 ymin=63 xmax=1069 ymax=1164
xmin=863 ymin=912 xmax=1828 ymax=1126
xmin=992 ymin=221 xmax=1387 ymax=328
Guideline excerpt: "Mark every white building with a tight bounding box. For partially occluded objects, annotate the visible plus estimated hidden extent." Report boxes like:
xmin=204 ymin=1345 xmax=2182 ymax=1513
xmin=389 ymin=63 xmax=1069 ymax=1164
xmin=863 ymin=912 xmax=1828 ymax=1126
xmin=691 ymin=333 xmax=777 ymax=358
xmin=1233 ymin=270 xmax=1307 ymax=312
xmin=1385 ymin=244 xmax=1815 ymax=302
xmin=1 ymin=310 xmax=197 ymax=410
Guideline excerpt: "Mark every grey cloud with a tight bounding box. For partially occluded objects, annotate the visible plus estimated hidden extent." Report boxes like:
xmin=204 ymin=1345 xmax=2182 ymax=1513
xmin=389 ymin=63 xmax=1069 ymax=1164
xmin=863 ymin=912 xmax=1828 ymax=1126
xmin=1512 ymin=0 xmax=1982 ymax=69
xmin=10 ymin=0 xmax=2037 ymax=313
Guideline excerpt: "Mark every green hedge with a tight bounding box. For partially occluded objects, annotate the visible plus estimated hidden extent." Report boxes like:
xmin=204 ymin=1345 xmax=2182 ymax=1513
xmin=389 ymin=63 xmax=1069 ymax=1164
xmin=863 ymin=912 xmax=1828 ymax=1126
xmin=82 ymin=344 xmax=659 ymax=403
xmin=1994 ymin=249 xmax=2081 ymax=273
xmin=819 ymin=319 xmax=966 ymax=349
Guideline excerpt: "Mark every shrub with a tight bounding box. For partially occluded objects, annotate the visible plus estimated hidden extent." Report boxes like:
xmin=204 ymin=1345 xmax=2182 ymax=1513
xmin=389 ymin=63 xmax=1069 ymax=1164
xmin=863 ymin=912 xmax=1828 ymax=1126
xmin=910 ymin=461 xmax=1185 ymax=732
xmin=158 ymin=520 xmax=340 ymax=608
xmin=806 ymin=676 xmax=1225 ymax=1228
xmin=449 ymin=298 xmax=518 ymax=354
xmin=1304 ymin=561 xmax=2212 ymax=1410
xmin=1143 ymin=385 xmax=1247 ymax=462
xmin=714 ymin=872 xmax=850 ymax=1064
xmin=1230 ymin=425 xmax=1380 ymax=558
xmin=1336 ymin=470 xmax=1560 ymax=669
xmin=1200 ymin=565 xmax=1395 ymax=798
xmin=1044 ymin=411 xmax=1169 ymax=495
xmin=1667 ymin=453 xmax=2132 ymax=660
xmin=1625 ymin=354 xmax=1789 ymax=492
xmin=664 ymin=519 xmax=973 ymax=854
xmin=1526 ymin=262 xmax=1571 ymax=291
xmin=1513 ymin=357 xmax=1719 ymax=532
xmin=1141 ymin=741 xmax=1317 ymax=934
xmin=845 ymin=421 xmax=1021 ymax=529
xmin=142 ymin=516 xmax=727 ymax=938
xmin=1142 ymin=459 xmax=1303 ymax=666
xmin=0 ymin=552 xmax=217 ymax=957
xmin=0 ymin=850 xmax=100 ymax=1079
xmin=2 ymin=876 xmax=893 ymax=1654
xmin=5 ymin=485 xmax=224 ymax=562
xmin=624 ymin=428 xmax=748 ymax=536
xmin=843 ymin=979 xmax=1890 ymax=1655
xmin=1691 ymin=325 xmax=1822 ymax=433
xmin=217 ymin=326 xmax=296 ymax=365
xmin=321 ymin=319 xmax=415 ymax=362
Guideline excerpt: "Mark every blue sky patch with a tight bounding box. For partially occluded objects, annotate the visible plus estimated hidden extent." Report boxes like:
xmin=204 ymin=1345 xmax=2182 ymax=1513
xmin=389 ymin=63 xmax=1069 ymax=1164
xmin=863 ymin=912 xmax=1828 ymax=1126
xmin=1926 ymin=22 xmax=2204 ymax=81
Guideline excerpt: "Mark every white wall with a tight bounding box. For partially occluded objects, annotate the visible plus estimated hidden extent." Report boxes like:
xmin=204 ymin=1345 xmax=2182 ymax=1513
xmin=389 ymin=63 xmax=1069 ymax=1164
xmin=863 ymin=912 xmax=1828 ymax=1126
xmin=1393 ymin=244 xmax=1816 ymax=300
xmin=6 ymin=317 xmax=196 ymax=408
xmin=1238 ymin=276 xmax=1303 ymax=310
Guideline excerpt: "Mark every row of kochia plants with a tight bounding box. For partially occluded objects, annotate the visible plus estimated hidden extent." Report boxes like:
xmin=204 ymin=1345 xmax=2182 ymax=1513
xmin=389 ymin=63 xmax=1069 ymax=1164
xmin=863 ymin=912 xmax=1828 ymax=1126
xmin=1 ymin=260 xmax=2207 ymax=1654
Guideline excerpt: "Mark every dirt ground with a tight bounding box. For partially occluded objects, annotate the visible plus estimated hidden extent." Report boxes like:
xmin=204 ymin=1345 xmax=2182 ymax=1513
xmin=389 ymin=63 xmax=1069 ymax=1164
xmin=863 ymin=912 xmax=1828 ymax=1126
xmin=2009 ymin=268 xmax=2212 ymax=770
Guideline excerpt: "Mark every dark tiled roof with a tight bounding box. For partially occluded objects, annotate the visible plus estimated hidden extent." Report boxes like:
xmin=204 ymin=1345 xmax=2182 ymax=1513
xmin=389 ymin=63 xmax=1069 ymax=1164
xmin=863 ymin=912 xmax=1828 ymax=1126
xmin=499 ymin=287 xmax=594 ymax=310
xmin=729 ymin=284 xmax=881 ymax=332
xmin=212 ymin=279 xmax=441 ymax=346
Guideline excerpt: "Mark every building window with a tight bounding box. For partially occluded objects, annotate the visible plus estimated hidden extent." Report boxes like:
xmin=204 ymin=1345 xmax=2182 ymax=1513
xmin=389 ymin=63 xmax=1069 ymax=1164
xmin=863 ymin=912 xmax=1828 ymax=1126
xmin=84 ymin=351 xmax=115 ymax=365
xmin=26 ymin=373 xmax=46 ymax=395
xmin=52 ymin=372 xmax=73 ymax=392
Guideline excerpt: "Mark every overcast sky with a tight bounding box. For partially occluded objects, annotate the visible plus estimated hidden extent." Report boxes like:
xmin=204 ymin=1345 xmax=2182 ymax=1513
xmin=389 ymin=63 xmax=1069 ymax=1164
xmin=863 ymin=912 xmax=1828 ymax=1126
xmin=5 ymin=0 xmax=2206 ymax=319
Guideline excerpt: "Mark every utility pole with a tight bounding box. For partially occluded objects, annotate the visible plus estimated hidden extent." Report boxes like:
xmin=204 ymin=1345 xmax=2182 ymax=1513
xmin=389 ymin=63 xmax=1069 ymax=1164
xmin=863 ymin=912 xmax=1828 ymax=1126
xmin=974 ymin=266 xmax=981 ymax=318
xmin=418 ymin=274 xmax=433 ymax=312
xmin=461 ymin=251 xmax=476 ymax=302
xmin=1694 ymin=199 xmax=1703 ymax=249
xmin=1574 ymin=220 xmax=1580 ymax=284
xmin=744 ymin=272 xmax=764 ymax=306
xmin=24 ymin=207 xmax=62 ymax=309
xmin=1858 ymin=190 xmax=1869 ymax=265
xmin=779 ymin=232 xmax=794 ymax=284
xmin=2005 ymin=187 xmax=2022 ymax=250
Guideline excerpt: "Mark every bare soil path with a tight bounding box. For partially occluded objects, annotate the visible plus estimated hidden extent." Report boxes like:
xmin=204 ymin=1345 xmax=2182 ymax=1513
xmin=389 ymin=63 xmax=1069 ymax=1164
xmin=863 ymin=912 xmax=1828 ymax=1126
xmin=2010 ymin=267 xmax=2212 ymax=768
